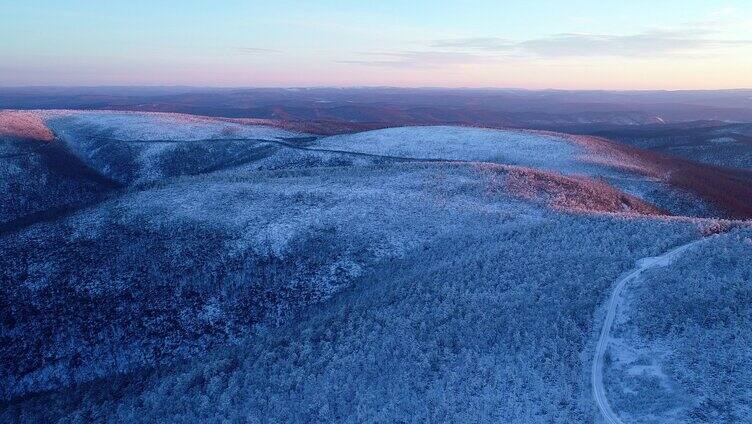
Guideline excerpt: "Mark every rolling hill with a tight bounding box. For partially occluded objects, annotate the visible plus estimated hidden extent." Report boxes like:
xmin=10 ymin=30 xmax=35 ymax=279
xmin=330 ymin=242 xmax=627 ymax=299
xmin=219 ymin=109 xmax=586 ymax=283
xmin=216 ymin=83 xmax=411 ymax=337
xmin=1 ymin=110 xmax=749 ymax=423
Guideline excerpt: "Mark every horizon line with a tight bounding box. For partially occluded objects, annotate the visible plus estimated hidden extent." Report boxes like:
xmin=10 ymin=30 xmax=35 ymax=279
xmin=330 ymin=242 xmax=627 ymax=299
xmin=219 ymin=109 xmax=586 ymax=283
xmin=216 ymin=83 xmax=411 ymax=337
xmin=1 ymin=85 xmax=752 ymax=93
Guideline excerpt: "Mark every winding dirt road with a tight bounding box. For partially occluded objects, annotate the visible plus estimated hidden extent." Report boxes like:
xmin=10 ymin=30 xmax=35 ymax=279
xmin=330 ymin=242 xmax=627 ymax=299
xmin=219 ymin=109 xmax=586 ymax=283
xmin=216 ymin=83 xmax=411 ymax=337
xmin=592 ymin=238 xmax=707 ymax=424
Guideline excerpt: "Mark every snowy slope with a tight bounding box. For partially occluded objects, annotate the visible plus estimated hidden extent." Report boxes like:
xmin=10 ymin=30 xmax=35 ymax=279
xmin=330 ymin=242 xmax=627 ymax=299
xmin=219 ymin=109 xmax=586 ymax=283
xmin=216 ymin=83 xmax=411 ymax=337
xmin=1 ymin=157 xmax=705 ymax=421
xmin=315 ymin=126 xmax=586 ymax=173
xmin=315 ymin=126 xmax=718 ymax=217
xmin=0 ymin=161 xmax=546 ymax=399
xmin=602 ymin=228 xmax=752 ymax=423
xmin=1 ymin=111 xmax=749 ymax=423
xmin=40 ymin=111 xmax=310 ymax=184
xmin=41 ymin=110 xmax=300 ymax=141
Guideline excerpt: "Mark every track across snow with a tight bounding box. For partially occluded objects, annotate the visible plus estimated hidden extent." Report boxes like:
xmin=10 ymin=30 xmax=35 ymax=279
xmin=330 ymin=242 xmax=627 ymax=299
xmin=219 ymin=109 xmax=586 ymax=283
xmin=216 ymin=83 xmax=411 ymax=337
xmin=315 ymin=126 xmax=587 ymax=174
xmin=591 ymin=238 xmax=707 ymax=424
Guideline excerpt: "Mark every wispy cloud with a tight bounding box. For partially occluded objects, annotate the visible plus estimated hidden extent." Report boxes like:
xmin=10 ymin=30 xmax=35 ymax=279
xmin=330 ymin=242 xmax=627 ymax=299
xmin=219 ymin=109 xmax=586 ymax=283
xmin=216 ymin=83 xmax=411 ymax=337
xmin=342 ymin=25 xmax=752 ymax=68
xmin=432 ymin=29 xmax=752 ymax=58
xmin=339 ymin=51 xmax=485 ymax=68
xmin=518 ymin=30 xmax=751 ymax=57
xmin=430 ymin=37 xmax=514 ymax=51
xmin=236 ymin=47 xmax=281 ymax=55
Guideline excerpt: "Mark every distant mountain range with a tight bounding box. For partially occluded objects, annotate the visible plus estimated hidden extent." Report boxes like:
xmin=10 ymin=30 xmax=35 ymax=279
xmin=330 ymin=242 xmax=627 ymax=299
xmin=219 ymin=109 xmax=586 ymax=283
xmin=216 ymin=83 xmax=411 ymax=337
xmin=2 ymin=87 xmax=752 ymax=132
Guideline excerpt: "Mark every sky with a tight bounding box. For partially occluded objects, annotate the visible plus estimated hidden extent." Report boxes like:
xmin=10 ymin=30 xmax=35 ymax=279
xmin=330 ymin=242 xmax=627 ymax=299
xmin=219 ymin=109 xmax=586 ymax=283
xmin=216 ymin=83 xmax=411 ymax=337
xmin=1 ymin=0 xmax=751 ymax=89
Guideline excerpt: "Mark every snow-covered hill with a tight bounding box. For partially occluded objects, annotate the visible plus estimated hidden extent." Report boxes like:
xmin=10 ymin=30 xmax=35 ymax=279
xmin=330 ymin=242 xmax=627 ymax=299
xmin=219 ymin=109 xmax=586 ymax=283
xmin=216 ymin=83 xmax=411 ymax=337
xmin=1 ymin=110 xmax=749 ymax=423
xmin=316 ymin=126 xmax=585 ymax=172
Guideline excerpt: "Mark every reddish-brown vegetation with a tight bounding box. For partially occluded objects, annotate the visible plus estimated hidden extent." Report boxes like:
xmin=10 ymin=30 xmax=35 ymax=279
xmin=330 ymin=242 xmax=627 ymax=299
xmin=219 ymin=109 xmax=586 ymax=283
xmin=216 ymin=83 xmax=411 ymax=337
xmin=278 ymin=120 xmax=393 ymax=136
xmin=563 ymin=134 xmax=752 ymax=220
xmin=475 ymin=163 xmax=664 ymax=216
xmin=237 ymin=116 xmax=752 ymax=220
xmin=224 ymin=118 xmax=392 ymax=136
xmin=0 ymin=111 xmax=54 ymax=141
xmin=697 ymin=219 xmax=736 ymax=236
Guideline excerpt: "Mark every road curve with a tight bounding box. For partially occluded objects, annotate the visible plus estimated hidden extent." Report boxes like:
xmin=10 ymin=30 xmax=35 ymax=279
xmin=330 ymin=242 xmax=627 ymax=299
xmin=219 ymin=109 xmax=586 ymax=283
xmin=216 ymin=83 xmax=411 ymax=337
xmin=592 ymin=238 xmax=706 ymax=424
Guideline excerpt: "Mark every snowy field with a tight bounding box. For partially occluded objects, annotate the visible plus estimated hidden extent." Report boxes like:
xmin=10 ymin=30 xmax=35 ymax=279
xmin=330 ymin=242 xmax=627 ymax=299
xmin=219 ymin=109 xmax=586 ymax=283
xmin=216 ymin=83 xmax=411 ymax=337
xmin=1 ymin=111 xmax=749 ymax=423
xmin=315 ymin=126 xmax=587 ymax=173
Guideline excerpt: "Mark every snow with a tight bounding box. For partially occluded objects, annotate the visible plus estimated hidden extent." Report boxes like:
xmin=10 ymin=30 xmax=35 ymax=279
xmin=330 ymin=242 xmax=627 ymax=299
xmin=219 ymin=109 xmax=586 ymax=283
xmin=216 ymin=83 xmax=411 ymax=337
xmin=42 ymin=110 xmax=303 ymax=141
xmin=709 ymin=136 xmax=737 ymax=144
xmin=599 ymin=228 xmax=752 ymax=423
xmin=592 ymin=238 xmax=707 ymax=424
xmin=315 ymin=126 xmax=708 ymax=215
xmin=2 ymin=112 xmax=748 ymax=423
xmin=33 ymin=111 xmax=314 ymax=184
xmin=315 ymin=126 xmax=587 ymax=173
